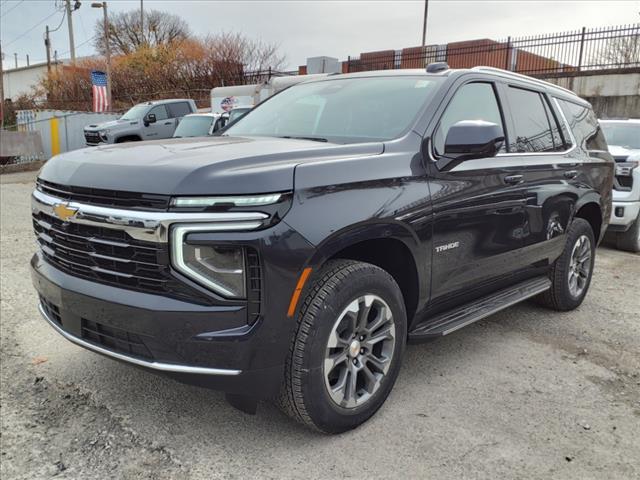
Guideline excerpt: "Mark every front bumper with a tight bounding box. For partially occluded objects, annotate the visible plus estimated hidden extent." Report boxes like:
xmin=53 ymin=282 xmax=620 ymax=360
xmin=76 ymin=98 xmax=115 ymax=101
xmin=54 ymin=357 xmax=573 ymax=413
xmin=31 ymin=253 xmax=289 ymax=396
xmin=31 ymin=208 xmax=315 ymax=398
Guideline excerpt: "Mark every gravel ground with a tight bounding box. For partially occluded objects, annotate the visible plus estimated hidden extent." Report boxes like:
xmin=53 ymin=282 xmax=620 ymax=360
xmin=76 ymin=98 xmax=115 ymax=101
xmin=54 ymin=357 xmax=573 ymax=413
xmin=1 ymin=171 xmax=639 ymax=479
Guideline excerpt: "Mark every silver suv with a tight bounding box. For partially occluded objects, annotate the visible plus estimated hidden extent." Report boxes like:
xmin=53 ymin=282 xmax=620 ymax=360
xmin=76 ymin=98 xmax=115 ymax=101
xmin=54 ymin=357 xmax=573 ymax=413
xmin=600 ymin=119 xmax=640 ymax=252
xmin=83 ymin=99 xmax=197 ymax=145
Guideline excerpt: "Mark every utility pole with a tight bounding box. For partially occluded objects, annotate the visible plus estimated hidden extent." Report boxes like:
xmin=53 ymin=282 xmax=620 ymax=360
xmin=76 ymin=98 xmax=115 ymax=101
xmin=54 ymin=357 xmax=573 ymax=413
xmin=26 ymin=54 xmax=29 ymax=67
xmin=140 ymin=0 xmax=144 ymax=44
xmin=92 ymin=2 xmax=112 ymax=109
xmin=14 ymin=53 xmax=17 ymax=68
xmin=421 ymin=0 xmax=429 ymax=47
xmin=65 ymin=0 xmax=76 ymax=66
xmin=45 ymin=25 xmax=52 ymax=72
xmin=0 ymin=43 xmax=4 ymax=130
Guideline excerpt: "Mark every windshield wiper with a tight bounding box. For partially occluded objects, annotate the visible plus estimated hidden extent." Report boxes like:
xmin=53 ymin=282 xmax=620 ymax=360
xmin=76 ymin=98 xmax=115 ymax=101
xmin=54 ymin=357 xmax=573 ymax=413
xmin=279 ymin=135 xmax=328 ymax=143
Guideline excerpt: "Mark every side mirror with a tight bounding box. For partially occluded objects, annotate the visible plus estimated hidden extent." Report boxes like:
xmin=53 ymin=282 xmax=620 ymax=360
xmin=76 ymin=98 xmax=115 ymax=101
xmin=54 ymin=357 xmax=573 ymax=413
xmin=144 ymin=113 xmax=157 ymax=126
xmin=444 ymin=120 xmax=504 ymax=161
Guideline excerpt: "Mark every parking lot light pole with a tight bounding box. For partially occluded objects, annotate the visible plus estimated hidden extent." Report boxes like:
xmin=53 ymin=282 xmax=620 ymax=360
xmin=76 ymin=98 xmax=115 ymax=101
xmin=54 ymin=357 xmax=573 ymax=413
xmin=92 ymin=1 xmax=112 ymax=110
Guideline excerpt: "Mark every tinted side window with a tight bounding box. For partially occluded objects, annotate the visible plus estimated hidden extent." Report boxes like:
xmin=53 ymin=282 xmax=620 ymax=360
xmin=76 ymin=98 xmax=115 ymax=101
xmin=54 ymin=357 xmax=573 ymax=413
xmin=541 ymin=96 xmax=566 ymax=149
xmin=148 ymin=105 xmax=169 ymax=121
xmin=506 ymin=87 xmax=564 ymax=152
xmin=167 ymin=102 xmax=192 ymax=118
xmin=557 ymin=99 xmax=608 ymax=151
xmin=434 ymin=82 xmax=504 ymax=156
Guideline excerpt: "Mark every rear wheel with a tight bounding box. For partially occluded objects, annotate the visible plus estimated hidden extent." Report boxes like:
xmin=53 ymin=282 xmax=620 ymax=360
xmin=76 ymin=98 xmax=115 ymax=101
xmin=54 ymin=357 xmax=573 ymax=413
xmin=616 ymin=213 xmax=640 ymax=253
xmin=277 ymin=260 xmax=407 ymax=433
xmin=536 ymin=218 xmax=595 ymax=311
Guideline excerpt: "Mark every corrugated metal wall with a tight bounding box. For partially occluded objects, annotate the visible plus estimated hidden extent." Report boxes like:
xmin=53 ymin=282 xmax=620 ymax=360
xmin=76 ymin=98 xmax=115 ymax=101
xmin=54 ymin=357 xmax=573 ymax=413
xmin=15 ymin=110 xmax=119 ymax=159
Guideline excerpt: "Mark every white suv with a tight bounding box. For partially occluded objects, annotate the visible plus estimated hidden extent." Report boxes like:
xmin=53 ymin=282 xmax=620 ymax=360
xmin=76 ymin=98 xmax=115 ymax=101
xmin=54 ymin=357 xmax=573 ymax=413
xmin=600 ymin=119 xmax=640 ymax=252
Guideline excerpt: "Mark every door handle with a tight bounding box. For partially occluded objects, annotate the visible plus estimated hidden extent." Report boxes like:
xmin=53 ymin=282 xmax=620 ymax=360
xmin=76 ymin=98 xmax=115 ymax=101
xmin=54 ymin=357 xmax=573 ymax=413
xmin=164 ymin=122 xmax=172 ymax=125
xmin=503 ymin=174 xmax=523 ymax=185
xmin=564 ymin=170 xmax=578 ymax=179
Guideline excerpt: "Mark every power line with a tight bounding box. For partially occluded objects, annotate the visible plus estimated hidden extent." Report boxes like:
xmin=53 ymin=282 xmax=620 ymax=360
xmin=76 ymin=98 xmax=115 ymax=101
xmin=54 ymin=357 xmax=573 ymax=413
xmin=58 ymin=35 xmax=96 ymax=57
xmin=3 ymin=9 xmax=62 ymax=47
xmin=49 ymin=9 xmax=67 ymax=34
xmin=1 ymin=0 xmax=26 ymax=16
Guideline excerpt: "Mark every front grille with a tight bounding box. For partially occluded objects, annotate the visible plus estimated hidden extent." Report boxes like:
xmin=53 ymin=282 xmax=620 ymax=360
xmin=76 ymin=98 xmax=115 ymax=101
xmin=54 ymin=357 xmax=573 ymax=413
xmin=81 ymin=318 xmax=154 ymax=360
xmin=33 ymin=211 xmax=212 ymax=304
xmin=36 ymin=179 xmax=171 ymax=211
xmin=40 ymin=295 xmax=61 ymax=325
xmin=84 ymin=131 xmax=102 ymax=144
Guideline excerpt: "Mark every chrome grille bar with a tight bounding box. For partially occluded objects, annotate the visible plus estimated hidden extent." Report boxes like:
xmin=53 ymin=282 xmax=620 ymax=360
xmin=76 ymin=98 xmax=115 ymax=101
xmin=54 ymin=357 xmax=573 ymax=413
xmin=32 ymin=189 xmax=268 ymax=243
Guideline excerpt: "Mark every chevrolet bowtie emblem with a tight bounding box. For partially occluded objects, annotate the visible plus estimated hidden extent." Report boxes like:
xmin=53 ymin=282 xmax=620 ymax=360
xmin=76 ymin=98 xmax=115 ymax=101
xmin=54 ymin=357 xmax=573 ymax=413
xmin=53 ymin=203 xmax=79 ymax=222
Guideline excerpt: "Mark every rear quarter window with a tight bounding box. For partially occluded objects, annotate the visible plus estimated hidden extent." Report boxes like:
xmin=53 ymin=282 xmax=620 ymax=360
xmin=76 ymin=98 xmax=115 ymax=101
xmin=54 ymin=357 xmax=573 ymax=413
xmin=557 ymin=99 xmax=608 ymax=152
xmin=505 ymin=86 xmax=565 ymax=152
xmin=167 ymin=102 xmax=193 ymax=118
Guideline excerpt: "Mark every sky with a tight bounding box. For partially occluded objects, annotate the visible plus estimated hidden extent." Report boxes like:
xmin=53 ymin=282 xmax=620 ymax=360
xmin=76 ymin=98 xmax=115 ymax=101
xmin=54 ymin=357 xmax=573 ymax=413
xmin=1 ymin=0 xmax=639 ymax=70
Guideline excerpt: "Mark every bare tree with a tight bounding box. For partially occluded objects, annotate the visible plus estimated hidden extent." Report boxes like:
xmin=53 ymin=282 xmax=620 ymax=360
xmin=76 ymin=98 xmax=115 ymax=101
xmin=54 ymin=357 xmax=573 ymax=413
xmin=94 ymin=9 xmax=190 ymax=56
xmin=204 ymin=32 xmax=286 ymax=75
xmin=596 ymin=35 xmax=640 ymax=67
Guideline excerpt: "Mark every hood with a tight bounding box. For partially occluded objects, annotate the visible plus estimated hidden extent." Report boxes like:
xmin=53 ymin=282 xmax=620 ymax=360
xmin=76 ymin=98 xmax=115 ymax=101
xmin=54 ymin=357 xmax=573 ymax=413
xmin=608 ymin=144 xmax=640 ymax=160
xmin=39 ymin=136 xmax=384 ymax=195
xmin=84 ymin=119 xmax=137 ymax=131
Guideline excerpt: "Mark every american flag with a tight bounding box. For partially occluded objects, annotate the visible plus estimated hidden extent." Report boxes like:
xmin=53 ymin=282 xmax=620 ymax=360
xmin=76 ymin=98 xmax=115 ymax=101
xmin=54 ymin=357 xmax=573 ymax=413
xmin=91 ymin=70 xmax=109 ymax=112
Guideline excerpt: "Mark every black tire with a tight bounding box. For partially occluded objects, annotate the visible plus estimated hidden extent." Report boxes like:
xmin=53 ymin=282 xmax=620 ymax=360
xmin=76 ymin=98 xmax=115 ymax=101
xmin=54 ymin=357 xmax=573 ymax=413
xmin=277 ymin=260 xmax=407 ymax=434
xmin=536 ymin=218 xmax=596 ymax=311
xmin=616 ymin=213 xmax=640 ymax=253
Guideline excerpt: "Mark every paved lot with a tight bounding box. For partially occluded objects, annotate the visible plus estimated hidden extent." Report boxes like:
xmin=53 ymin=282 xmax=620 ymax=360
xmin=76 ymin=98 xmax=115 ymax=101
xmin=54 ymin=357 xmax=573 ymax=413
xmin=1 ymin=171 xmax=639 ymax=479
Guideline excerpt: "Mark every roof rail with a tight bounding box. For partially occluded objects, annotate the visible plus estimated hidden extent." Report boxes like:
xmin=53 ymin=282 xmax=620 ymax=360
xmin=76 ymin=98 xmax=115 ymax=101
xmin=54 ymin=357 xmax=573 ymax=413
xmin=470 ymin=66 xmax=576 ymax=95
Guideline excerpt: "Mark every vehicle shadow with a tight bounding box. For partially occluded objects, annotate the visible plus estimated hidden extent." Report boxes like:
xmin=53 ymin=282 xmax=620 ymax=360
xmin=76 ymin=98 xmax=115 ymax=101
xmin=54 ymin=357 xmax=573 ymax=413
xmin=58 ymin=301 xmax=535 ymax=444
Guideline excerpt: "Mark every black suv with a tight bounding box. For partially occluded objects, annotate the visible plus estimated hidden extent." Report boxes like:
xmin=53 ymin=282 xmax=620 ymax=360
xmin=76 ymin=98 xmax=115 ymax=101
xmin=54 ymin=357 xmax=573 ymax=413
xmin=31 ymin=65 xmax=613 ymax=433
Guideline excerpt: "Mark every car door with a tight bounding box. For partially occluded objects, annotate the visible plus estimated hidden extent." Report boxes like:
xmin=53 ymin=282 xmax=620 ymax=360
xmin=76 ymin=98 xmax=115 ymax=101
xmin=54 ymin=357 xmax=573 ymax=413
xmin=499 ymin=84 xmax=579 ymax=267
xmin=427 ymin=80 xmax=528 ymax=305
xmin=143 ymin=105 xmax=173 ymax=140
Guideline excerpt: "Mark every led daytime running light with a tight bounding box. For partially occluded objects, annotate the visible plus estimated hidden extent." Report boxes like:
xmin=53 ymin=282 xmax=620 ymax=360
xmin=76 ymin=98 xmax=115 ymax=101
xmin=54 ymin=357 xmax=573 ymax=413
xmin=173 ymin=194 xmax=282 ymax=208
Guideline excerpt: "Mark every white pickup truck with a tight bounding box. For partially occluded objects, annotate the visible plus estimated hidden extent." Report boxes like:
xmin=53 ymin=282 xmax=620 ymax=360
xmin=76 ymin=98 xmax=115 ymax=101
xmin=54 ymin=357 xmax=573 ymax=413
xmin=600 ymin=119 xmax=640 ymax=252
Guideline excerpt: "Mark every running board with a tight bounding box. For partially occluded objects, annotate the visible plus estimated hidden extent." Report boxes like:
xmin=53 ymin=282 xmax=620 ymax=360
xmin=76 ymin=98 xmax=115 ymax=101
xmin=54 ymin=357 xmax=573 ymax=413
xmin=408 ymin=276 xmax=551 ymax=341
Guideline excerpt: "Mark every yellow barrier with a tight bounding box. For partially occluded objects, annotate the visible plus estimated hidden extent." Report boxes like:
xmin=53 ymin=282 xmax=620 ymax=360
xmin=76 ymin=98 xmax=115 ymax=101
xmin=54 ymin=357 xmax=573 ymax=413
xmin=50 ymin=117 xmax=60 ymax=156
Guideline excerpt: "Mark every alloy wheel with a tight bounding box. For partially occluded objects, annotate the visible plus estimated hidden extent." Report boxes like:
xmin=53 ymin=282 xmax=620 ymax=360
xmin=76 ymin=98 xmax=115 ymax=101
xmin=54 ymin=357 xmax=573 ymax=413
xmin=323 ymin=295 xmax=396 ymax=409
xmin=568 ymin=234 xmax=592 ymax=298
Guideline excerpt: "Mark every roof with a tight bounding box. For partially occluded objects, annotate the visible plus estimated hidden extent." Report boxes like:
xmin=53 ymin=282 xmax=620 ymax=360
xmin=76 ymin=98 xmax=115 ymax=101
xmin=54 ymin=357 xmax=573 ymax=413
xmin=137 ymin=98 xmax=194 ymax=106
xmin=3 ymin=61 xmax=62 ymax=73
xmin=293 ymin=65 xmax=582 ymax=101
xmin=184 ymin=112 xmax=220 ymax=118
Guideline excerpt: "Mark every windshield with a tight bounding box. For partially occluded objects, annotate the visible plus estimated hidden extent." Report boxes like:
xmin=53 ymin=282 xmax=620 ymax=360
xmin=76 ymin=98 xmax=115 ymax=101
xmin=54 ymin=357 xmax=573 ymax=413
xmin=601 ymin=123 xmax=640 ymax=150
xmin=173 ymin=116 xmax=215 ymax=138
xmin=121 ymin=104 xmax=149 ymax=121
xmin=224 ymin=76 xmax=443 ymax=143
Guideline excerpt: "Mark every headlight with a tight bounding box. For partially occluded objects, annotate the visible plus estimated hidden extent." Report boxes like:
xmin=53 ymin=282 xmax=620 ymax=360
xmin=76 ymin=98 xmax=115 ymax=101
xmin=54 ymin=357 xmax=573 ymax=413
xmin=99 ymin=129 xmax=110 ymax=139
xmin=179 ymin=243 xmax=246 ymax=298
xmin=615 ymin=161 xmax=638 ymax=177
xmin=171 ymin=224 xmax=260 ymax=298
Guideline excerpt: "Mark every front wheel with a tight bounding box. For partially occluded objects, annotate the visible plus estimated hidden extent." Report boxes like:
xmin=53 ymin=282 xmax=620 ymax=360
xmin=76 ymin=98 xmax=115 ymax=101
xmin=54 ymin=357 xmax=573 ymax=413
xmin=277 ymin=260 xmax=407 ymax=433
xmin=536 ymin=218 xmax=596 ymax=311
